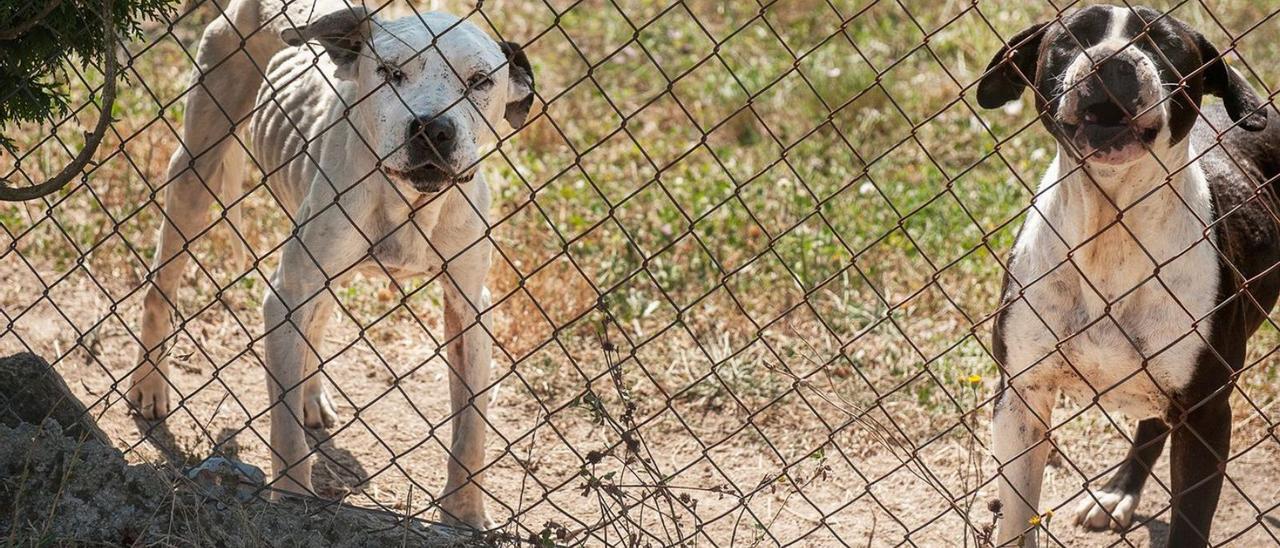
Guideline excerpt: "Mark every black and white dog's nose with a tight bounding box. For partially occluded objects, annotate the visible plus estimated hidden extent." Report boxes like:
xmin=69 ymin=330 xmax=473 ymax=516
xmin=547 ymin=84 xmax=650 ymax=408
xmin=409 ymin=115 xmax=457 ymax=156
xmin=1081 ymin=99 xmax=1129 ymax=126
xmin=1080 ymin=56 xmax=1144 ymax=120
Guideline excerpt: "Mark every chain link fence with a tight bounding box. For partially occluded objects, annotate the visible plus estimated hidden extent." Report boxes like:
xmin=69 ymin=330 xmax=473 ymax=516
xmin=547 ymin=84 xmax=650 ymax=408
xmin=4 ymin=0 xmax=1280 ymax=545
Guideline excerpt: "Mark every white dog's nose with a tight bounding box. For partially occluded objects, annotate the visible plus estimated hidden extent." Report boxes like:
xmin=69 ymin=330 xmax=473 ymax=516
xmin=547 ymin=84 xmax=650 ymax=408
xmin=409 ymin=115 xmax=458 ymax=158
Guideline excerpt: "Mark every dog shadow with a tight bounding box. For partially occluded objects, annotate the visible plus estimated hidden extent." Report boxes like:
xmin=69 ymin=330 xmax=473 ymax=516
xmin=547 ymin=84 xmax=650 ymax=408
xmin=212 ymin=425 xmax=370 ymax=499
xmin=133 ymin=415 xmax=200 ymax=467
xmin=306 ymin=428 xmax=371 ymax=499
xmin=1139 ymin=516 xmax=1170 ymax=547
xmin=212 ymin=425 xmax=247 ymax=459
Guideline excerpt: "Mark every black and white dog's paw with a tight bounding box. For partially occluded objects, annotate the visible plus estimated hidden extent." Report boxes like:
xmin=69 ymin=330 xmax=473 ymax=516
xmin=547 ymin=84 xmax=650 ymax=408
xmin=1072 ymin=489 xmax=1139 ymax=531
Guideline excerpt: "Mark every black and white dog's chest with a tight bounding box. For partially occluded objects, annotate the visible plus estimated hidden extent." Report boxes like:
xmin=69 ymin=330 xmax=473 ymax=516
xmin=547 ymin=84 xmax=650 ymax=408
xmin=997 ymin=156 xmax=1221 ymax=418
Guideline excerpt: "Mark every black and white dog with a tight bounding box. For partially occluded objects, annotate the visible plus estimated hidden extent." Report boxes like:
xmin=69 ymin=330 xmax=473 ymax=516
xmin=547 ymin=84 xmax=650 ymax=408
xmin=979 ymin=5 xmax=1278 ymax=546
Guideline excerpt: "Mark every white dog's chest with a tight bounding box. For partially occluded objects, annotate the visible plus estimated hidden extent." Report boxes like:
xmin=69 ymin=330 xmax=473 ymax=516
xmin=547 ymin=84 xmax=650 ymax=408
xmin=370 ymin=237 xmax=440 ymax=281
xmin=364 ymin=187 xmax=489 ymax=282
xmin=999 ymin=160 xmax=1220 ymax=418
xmin=368 ymin=219 xmax=445 ymax=280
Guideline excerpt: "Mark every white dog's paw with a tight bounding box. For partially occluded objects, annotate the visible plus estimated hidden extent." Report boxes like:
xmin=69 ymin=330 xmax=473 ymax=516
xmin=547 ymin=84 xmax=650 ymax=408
xmin=438 ymin=506 xmax=495 ymax=531
xmin=127 ymin=374 xmax=172 ymax=420
xmin=227 ymin=238 xmax=254 ymax=277
xmin=268 ymin=473 xmax=316 ymax=501
xmin=303 ymin=383 xmax=338 ymax=429
xmin=438 ymin=489 xmax=494 ymax=531
xmin=1073 ymin=489 xmax=1139 ymax=531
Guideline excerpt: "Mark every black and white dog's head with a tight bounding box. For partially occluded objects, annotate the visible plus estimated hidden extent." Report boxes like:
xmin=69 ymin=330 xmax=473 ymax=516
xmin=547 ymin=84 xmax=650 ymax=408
xmin=283 ymin=8 xmax=535 ymax=194
xmin=977 ymin=5 xmax=1266 ymax=166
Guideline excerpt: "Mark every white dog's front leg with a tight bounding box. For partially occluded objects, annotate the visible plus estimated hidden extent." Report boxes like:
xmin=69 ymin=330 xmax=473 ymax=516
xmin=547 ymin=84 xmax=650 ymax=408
xmin=262 ymin=215 xmax=361 ymax=497
xmin=439 ymin=267 xmax=495 ymax=529
xmin=994 ymin=382 xmax=1055 ymax=547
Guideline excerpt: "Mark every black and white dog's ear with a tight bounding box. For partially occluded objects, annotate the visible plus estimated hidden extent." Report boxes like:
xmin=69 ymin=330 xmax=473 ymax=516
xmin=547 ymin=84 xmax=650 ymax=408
xmin=281 ymin=7 xmax=372 ymax=79
xmin=498 ymin=40 xmax=536 ymax=129
xmin=1193 ymin=32 xmax=1267 ymax=131
xmin=976 ymin=23 xmax=1048 ymax=109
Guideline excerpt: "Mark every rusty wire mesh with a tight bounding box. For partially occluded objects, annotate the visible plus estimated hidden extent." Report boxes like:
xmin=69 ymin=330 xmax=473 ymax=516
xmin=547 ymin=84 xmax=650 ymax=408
xmin=5 ymin=0 xmax=1280 ymax=546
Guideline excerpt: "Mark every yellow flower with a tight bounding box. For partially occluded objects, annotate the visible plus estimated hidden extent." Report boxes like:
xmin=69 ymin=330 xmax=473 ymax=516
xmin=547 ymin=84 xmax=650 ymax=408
xmin=1028 ymin=510 xmax=1054 ymax=527
xmin=966 ymin=374 xmax=982 ymax=386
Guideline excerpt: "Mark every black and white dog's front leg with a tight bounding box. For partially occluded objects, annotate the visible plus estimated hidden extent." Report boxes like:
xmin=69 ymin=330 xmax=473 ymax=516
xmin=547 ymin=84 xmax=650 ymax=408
xmin=994 ymin=382 xmax=1056 ymax=547
xmin=1160 ymin=332 xmax=1241 ymax=548
xmin=1166 ymin=390 xmax=1232 ymax=548
xmin=1074 ymin=418 xmax=1170 ymax=531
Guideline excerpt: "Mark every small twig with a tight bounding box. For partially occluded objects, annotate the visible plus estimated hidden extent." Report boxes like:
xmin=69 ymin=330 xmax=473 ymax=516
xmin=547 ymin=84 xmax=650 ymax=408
xmin=864 ymin=511 xmax=876 ymax=548
xmin=401 ymin=482 xmax=412 ymax=545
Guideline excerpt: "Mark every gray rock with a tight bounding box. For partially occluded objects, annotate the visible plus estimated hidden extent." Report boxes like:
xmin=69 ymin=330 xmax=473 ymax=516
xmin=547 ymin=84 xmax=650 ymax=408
xmin=187 ymin=456 xmax=266 ymax=502
xmin=0 ymin=352 xmax=109 ymax=445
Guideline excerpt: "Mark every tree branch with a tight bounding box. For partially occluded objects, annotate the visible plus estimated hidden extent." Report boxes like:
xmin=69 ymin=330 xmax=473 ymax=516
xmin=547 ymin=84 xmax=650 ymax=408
xmin=0 ymin=0 xmax=64 ymax=41
xmin=0 ymin=0 xmax=116 ymax=202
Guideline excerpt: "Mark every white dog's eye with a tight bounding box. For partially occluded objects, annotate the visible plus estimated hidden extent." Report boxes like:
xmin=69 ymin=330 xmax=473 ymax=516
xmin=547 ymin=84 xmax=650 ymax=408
xmin=376 ymin=64 xmax=405 ymax=85
xmin=466 ymin=73 xmax=494 ymax=92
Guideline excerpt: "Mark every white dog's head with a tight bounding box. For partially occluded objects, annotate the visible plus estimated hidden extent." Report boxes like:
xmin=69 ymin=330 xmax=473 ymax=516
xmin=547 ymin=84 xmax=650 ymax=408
xmin=283 ymin=8 xmax=535 ymax=193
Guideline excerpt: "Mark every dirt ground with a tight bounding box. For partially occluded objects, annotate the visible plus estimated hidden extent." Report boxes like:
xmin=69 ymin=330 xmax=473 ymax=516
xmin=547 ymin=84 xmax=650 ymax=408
xmin=5 ymin=0 xmax=1280 ymax=545
xmin=4 ymin=251 xmax=1280 ymax=546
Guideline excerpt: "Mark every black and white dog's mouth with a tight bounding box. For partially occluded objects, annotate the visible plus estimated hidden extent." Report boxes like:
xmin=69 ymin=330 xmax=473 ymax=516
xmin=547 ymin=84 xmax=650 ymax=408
xmin=384 ymin=162 xmax=476 ymax=194
xmin=1058 ymin=110 xmax=1162 ymax=166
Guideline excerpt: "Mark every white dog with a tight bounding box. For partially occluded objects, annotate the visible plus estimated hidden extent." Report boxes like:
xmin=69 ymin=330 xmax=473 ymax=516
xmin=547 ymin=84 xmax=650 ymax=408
xmin=128 ymin=0 xmax=534 ymax=529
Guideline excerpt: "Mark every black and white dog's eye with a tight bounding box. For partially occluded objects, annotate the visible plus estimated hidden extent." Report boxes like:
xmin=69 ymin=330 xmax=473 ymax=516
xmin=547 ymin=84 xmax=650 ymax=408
xmin=377 ymin=65 xmax=405 ymax=84
xmin=467 ymin=73 xmax=494 ymax=91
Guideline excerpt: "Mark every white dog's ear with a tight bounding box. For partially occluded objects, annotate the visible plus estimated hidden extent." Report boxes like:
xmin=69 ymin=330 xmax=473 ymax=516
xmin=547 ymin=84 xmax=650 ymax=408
xmin=281 ymin=7 xmax=372 ymax=79
xmin=498 ymin=41 xmax=535 ymax=129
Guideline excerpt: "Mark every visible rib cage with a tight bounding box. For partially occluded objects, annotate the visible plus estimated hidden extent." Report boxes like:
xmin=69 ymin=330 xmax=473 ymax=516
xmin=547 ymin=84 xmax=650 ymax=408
xmin=250 ymin=47 xmax=344 ymax=213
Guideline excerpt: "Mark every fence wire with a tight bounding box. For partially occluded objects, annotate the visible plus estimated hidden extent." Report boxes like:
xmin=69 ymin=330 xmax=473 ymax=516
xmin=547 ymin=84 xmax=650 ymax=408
xmin=4 ymin=0 xmax=1280 ymax=546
